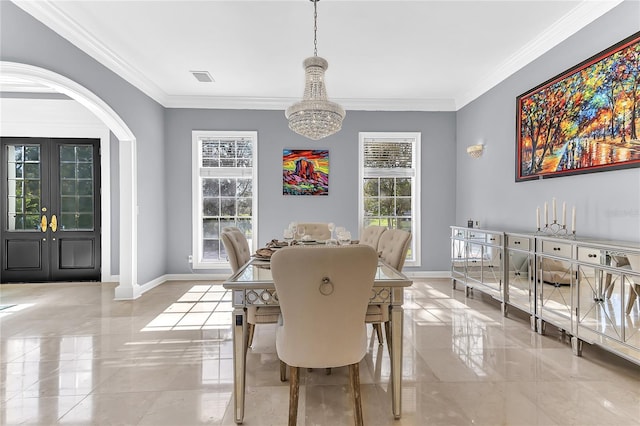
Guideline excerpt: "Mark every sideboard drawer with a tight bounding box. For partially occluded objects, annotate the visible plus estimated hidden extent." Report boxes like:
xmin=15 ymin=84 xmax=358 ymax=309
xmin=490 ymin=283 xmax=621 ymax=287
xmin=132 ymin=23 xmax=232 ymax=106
xmin=507 ymin=235 xmax=530 ymax=250
xmin=485 ymin=233 xmax=502 ymax=245
xmin=577 ymin=247 xmax=602 ymax=265
xmin=541 ymin=240 xmax=572 ymax=258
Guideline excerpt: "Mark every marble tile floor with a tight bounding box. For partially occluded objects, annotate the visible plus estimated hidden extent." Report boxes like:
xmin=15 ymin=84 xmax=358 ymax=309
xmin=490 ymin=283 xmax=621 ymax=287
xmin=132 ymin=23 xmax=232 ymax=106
xmin=1 ymin=278 xmax=639 ymax=426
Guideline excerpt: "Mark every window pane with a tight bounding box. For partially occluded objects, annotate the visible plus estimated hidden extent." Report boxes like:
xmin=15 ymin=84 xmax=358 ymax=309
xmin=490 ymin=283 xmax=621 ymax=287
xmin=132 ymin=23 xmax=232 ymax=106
xmin=220 ymin=198 xmax=236 ymax=216
xmin=396 ymin=178 xmax=411 ymax=196
xmin=203 ymin=239 xmax=221 ymax=261
xmin=24 ymin=164 xmax=40 ymax=179
xmin=364 ymin=198 xmax=379 ymax=216
xmin=203 ymin=219 xmax=218 ymax=239
xmin=363 ymin=178 xmax=378 ymax=196
xmin=203 ymin=198 xmax=219 ymax=216
xmin=24 ymin=146 xmax=39 ymax=162
xmin=220 ymin=179 xmax=234 ymax=196
xmin=396 ymin=198 xmax=411 ymax=217
xmin=379 ymin=178 xmax=394 ymax=196
xmin=379 ymin=197 xmax=394 ymax=216
xmin=77 ymin=146 xmax=93 ymax=162
xmin=202 ymin=179 xmax=219 ymax=197
xmin=237 ymin=179 xmax=252 ymax=197
xmin=237 ymin=198 xmax=251 ymax=216
xmin=77 ymin=163 xmax=93 ymax=179
xmin=60 ymin=146 xmax=75 ymax=162
xmin=61 ymin=180 xmax=77 ymax=196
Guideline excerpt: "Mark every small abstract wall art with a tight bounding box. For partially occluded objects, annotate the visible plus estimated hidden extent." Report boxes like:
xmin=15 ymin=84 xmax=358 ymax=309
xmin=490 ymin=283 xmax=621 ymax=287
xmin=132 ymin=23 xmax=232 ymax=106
xmin=516 ymin=31 xmax=640 ymax=181
xmin=283 ymin=149 xmax=329 ymax=196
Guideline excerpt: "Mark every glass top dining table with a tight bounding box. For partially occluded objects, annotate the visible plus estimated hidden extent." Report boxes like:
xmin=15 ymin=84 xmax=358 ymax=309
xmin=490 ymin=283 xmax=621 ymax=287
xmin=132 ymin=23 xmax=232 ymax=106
xmin=223 ymin=254 xmax=413 ymax=424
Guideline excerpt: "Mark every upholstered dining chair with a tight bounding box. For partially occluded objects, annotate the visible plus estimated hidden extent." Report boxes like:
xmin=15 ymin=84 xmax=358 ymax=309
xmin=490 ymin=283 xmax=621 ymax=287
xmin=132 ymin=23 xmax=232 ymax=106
xmin=359 ymin=225 xmax=387 ymax=249
xmin=271 ymin=245 xmax=378 ymax=426
xmin=296 ymin=222 xmax=331 ymax=240
xmin=367 ymin=228 xmax=411 ymax=346
xmin=220 ymin=227 xmax=280 ymax=348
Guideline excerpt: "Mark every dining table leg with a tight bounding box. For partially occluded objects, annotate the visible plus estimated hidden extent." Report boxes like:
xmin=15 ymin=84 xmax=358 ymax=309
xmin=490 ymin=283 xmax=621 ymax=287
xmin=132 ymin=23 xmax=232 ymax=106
xmin=232 ymin=307 xmax=247 ymax=424
xmin=390 ymin=304 xmax=403 ymax=419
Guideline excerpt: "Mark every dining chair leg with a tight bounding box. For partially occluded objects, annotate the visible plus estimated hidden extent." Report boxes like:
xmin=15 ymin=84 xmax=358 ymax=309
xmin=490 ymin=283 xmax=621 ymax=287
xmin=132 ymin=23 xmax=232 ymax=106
xmin=348 ymin=362 xmax=364 ymax=426
xmin=280 ymin=360 xmax=287 ymax=382
xmin=373 ymin=323 xmax=384 ymax=345
xmin=247 ymin=323 xmax=256 ymax=348
xmin=289 ymin=366 xmax=300 ymax=426
xmin=384 ymin=321 xmax=392 ymax=355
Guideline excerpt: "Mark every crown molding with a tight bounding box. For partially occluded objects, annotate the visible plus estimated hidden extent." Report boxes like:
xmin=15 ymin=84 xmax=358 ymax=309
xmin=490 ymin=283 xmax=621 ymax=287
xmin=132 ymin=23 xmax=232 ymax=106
xmin=13 ymin=0 xmax=168 ymax=104
xmin=455 ymin=0 xmax=623 ymax=109
xmin=14 ymin=0 xmax=623 ymax=112
xmin=164 ymin=95 xmax=457 ymax=111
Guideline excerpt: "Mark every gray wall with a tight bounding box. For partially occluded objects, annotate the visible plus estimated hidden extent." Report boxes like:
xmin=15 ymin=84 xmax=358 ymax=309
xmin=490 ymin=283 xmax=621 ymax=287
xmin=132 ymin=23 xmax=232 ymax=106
xmin=164 ymin=109 xmax=457 ymax=273
xmin=4 ymin=0 xmax=638 ymax=286
xmin=0 ymin=2 xmax=167 ymax=284
xmin=457 ymin=1 xmax=640 ymax=242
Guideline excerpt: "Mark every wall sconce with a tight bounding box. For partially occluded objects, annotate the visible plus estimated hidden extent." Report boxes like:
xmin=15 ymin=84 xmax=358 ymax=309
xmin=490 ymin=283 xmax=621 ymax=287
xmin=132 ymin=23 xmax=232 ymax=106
xmin=466 ymin=143 xmax=484 ymax=159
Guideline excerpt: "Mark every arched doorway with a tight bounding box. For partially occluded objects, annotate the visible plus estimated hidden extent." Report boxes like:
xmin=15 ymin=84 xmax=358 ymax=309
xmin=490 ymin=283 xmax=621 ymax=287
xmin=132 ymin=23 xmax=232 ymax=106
xmin=0 ymin=61 xmax=139 ymax=299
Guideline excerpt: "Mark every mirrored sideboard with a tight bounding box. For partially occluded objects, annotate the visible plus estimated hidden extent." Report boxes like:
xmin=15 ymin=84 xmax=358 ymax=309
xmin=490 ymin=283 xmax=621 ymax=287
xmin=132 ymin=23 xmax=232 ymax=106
xmin=451 ymin=226 xmax=640 ymax=366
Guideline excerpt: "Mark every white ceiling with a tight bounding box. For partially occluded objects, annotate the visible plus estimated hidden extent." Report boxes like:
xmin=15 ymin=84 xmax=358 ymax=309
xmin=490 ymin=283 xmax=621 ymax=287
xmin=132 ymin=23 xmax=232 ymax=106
xmin=11 ymin=0 xmax=623 ymax=111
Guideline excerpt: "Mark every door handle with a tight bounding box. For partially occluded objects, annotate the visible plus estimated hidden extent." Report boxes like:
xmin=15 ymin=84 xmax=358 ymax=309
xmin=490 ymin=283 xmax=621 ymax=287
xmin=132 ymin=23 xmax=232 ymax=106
xmin=40 ymin=215 xmax=48 ymax=232
xmin=50 ymin=214 xmax=58 ymax=232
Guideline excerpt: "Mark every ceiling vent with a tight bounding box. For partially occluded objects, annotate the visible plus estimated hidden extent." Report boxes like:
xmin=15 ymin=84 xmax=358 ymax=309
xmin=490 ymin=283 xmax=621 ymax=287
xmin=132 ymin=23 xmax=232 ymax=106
xmin=190 ymin=71 xmax=214 ymax=83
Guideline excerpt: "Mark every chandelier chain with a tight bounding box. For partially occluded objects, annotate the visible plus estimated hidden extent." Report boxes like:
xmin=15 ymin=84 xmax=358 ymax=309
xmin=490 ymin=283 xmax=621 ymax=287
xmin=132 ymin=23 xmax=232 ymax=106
xmin=313 ymin=0 xmax=318 ymax=57
xmin=286 ymin=0 xmax=345 ymax=140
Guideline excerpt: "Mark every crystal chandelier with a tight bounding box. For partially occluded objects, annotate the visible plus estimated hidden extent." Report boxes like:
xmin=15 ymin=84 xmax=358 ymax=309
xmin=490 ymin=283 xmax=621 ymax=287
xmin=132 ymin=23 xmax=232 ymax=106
xmin=286 ymin=0 xmax=345 ymax=140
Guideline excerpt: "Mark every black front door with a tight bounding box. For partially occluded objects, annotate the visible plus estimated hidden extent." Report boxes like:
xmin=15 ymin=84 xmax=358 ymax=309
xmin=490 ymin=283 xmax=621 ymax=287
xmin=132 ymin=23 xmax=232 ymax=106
xmin=1 ymin=137 xmax=101 ymax=282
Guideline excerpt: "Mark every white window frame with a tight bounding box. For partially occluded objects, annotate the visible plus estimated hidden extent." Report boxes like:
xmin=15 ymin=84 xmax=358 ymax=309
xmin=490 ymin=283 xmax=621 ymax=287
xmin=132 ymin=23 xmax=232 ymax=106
xmin=191 ymin=130 xmax=258 ymax=269
xmin=358 ymin=132 xmax=421 ymax=267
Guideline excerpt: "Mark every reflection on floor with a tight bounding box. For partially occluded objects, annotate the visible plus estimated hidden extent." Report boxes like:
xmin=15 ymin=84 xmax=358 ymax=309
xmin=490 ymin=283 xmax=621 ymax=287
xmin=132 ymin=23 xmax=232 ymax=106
xmin=2 ymin=279 xmax=640 ymax=425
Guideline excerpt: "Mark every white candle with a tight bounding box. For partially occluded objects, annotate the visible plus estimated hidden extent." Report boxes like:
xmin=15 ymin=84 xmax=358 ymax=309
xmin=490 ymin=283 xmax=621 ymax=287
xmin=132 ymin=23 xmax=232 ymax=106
xmin=571 ymin=206 xmax=576 ymax=233
xmin=552 ymin=198 xmax=557 ymax=222
xmin=562 ymin=202 xmax=566 ymax=226
xmin=544 ymin=202 xmax=548 ymax=225
xmin=536 ymin=207 xmax=540 ymax=229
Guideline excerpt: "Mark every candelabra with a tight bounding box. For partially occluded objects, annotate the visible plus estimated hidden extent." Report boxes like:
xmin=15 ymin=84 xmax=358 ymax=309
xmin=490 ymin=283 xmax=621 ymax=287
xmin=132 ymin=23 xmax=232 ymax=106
xmin=535 ymin=220 xmax=576 ymax=239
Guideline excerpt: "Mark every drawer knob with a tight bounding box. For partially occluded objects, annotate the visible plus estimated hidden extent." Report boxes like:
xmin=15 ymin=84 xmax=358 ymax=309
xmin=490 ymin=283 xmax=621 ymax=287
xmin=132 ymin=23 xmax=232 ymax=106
xmin=588 ymin=254 xmax=597 ymax=258
xmin=515 ymin=241 xmax=521 ymax=245
xmin=553 ymin=247 xmax=561 ymax=251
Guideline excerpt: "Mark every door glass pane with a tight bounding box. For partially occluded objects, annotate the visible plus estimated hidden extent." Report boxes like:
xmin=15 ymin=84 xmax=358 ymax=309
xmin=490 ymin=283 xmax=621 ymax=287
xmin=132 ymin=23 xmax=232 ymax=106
xmin=59 ymin=145 xmax=94 ymax=231
xmin=6 ymin=145 xmax=41 ymax=231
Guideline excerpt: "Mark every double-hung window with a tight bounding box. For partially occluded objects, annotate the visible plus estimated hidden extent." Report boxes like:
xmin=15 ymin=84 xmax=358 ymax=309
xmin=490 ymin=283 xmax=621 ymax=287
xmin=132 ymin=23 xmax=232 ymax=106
xmin=358 ymin=132 xmax=420 ymax=267
xmin=192 ymin=131 xmax=257 ymax=269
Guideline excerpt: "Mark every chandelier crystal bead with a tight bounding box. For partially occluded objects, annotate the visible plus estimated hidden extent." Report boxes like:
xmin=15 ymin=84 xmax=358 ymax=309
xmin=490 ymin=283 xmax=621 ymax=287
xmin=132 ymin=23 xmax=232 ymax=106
xmin=286 ymin=0 xmax=345 ymax=140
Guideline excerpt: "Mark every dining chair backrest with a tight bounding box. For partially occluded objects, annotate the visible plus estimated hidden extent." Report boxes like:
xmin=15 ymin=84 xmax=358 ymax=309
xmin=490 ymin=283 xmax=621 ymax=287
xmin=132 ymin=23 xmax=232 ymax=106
xmin=359 ymin=225 xmax=387 ymax=249
xmin=296 ymin=222 xmax=331 ymax=240
xmin=271 ymin=245 xmax=378 ymax=368
xmin=221 ymin=228 xmax=251 ymax=273
xmin=377 ymin=229 xmax=411 ymax=271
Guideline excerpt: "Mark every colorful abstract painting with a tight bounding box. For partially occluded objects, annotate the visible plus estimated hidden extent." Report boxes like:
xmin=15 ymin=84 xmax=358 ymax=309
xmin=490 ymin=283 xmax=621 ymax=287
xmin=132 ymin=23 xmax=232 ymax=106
xmin=516 ymin=32 xmax=640 ymax=181
xmin=283 ymin=149 xmax=329 ymax=196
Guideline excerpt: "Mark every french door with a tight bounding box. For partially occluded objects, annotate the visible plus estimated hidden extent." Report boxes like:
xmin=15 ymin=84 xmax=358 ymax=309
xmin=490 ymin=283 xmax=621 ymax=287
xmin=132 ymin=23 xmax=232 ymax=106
xmin=1 ymin=137 xmax=101 ymax=282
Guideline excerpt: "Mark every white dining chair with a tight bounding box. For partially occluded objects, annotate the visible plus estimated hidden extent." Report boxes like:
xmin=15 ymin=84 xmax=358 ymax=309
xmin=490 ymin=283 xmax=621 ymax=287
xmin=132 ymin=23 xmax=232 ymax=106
xmin=359 ymin=225 xmax=386 ymax=249
xmin=367 ymin=228 xmax=411 ymax=346
xmin=221 ymin=227 xmax=280 ymax=348
xmin=271 ymin=245 xmax=378 ymax=426
xmin=295 ymin=222 xmax=331 ymax=240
